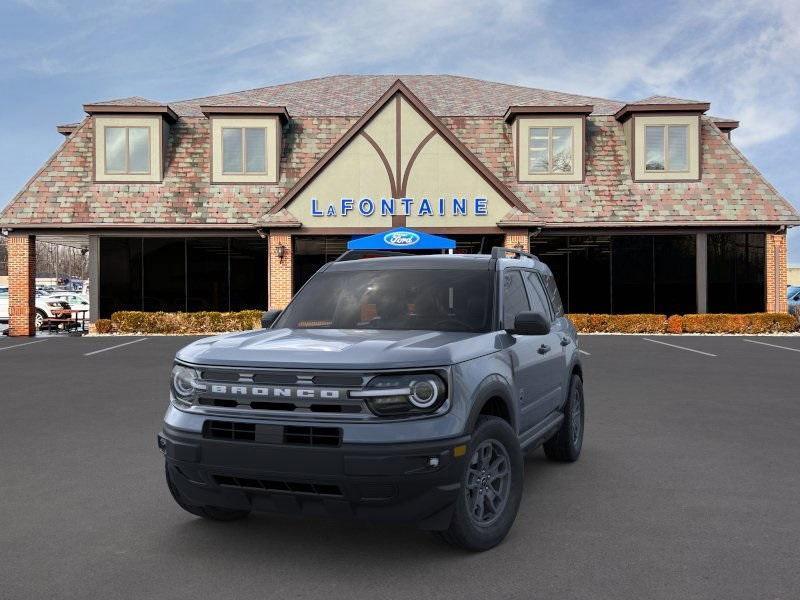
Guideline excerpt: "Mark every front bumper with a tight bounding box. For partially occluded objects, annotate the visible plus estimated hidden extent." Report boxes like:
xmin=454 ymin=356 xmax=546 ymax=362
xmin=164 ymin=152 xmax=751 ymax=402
xmin=159 ymin=424 xmax=470 ymax=530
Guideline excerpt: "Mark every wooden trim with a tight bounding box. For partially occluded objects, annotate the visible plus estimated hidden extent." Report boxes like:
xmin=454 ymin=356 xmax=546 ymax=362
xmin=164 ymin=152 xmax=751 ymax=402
xmin=268 ymin=79 xmax=530 ymax=215
xmin=614 ymin=102 xmax=710 ymax=122
xmin=504 ymin=104 xmax=593 ymax=122
xmin=712 ymin=119 xmax=739 ymax=131
xmin=399 ymin=130 xmax=436 ymax=197
xmin=395 ymin=96 xmax=402 ymax=196
xmin=360 ymin=131 xmax=398 ymax=198
xmin=83 ymin=103 xmax=178 ymax=122
xmin=200 ymin=105 xmax=290 ymax=122
xmin=56 ymin=124 xmax=78 ymax=136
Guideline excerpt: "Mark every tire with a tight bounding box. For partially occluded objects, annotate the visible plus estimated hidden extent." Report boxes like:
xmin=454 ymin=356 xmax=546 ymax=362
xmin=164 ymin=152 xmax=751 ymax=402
xmin=35 ymin=309 xmax=46 ymax=330
xmin=543 ymin=374 xmax=584 ymax=462
xmin=165 ymin=464 xmax=250 ymax=522
xmin=438 ymin=416 xmax=523 ymax=551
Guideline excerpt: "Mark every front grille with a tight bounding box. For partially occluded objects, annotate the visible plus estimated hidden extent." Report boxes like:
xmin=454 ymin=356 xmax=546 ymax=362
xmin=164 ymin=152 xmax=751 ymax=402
xmin=192 ymin=368 xmax=369 ymax=418
xmin=213 ymin=475 xmax=343 ymax=497
xmin=204 ymin=420 xmax=255 ymax=441
xmin=197 ymin=398 xmax=363 ymax=414
xmin=284 ymin=426 xmax=342 ymax=447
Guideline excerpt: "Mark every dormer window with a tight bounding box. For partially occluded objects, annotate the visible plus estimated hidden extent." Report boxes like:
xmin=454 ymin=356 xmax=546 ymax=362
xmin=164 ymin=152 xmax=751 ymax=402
xmin=84 ymin=101 xmax=175 ymax=183
xmin=105 ymin=126 xmax=151 ymax=174
xmin=644 ymin=124 xmax=688 ymax=172
xmin=201 ymin=106 xmax=289 ymax=184
xmin=528 ymin=126 xmax=574 ymax=174
xmin=505 ymin=106 xmax=591 ymax=183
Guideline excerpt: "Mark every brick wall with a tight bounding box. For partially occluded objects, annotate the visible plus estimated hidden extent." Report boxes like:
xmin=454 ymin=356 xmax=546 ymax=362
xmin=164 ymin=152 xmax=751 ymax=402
xmin=765 ymin=232 xmax=788 ymax=313
xmin=7 ymin=234 xmax=36 ymax=336
xmin=503 ymin=229 xmax=530 ymax=253
xmin=268 ymin=232 xmax=293 ymax=309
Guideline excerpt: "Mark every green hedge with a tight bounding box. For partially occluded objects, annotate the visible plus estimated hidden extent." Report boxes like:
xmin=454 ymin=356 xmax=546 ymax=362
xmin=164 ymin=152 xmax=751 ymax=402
xmin=110 ymin=310 xmax=262 ymax=334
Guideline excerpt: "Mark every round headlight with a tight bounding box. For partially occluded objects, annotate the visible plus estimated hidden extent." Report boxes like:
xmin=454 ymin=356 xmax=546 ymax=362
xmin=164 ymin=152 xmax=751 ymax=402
xmin=171 ymin=365 xmax=199 ymax=399
xmin=409 ymin=379 xmax=439 ymax=408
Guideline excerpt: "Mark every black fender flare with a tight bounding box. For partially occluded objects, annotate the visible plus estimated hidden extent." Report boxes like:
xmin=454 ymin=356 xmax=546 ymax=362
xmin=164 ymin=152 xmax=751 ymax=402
xmin=464 ymin=373 xmax=516 ymax=434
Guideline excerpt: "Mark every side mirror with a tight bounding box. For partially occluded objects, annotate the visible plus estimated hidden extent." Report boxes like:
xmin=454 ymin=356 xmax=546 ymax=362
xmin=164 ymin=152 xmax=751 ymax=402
xmin=261 ymin=309 xmax=282 ymax=329
xmin=509 ymin=311 xmax=551 ymax=335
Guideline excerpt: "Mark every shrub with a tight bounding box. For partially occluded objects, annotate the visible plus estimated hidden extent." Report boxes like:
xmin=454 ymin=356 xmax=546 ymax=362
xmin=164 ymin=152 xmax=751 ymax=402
xmin=568 ymin=312 xmax=798 ymax=334
xmin=567 ymin=314 xmax=666 ymax=333
xmin=680 ymin=313 xmax=797 ymax=334
xmin=111 ymin=310 xmax=263 ymax=334
xmin=94 ymin=319 xmax=113 ymax=334
xmin=665 ymin=314 xmax=683 ymax=334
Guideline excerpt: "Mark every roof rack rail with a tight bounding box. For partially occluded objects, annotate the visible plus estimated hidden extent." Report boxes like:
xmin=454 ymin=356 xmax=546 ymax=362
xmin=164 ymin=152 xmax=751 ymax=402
xmin=334 ymin=250 xmax=414 ymax=262
xmin=490 ymin=247 xmax=539 ymax=261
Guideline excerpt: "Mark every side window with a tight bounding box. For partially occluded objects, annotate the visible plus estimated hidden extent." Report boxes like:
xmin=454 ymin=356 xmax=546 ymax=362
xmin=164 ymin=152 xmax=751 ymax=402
xmin=541 ymin=272 xmax=565 ymax=317
xmin=502 ymin=270 xmax=530 ymax=328
xmin=522 ymin=271 xmax=550 ymax=317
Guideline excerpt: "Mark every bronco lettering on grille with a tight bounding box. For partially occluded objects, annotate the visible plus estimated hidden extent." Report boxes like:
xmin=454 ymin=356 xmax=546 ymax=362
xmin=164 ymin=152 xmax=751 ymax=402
xmin=208 ymin=384 xmax=341 ymax=400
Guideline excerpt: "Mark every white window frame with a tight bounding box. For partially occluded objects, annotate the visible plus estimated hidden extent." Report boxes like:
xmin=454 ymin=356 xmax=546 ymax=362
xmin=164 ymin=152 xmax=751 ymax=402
xmin=221 ymin=127 xmax=269 ymax=175
xmin=527 ymin=126 xmax=574 ymax=175
xmin=644 ymin=124 xmax=690 ymax=173
xmin=104 ymin=126 xmax=152 ymax=175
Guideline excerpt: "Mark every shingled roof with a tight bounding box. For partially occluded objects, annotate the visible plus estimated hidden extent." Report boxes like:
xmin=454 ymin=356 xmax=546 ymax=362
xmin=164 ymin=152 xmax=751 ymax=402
xmin=1 ymin=75 xmax=797 ymax=229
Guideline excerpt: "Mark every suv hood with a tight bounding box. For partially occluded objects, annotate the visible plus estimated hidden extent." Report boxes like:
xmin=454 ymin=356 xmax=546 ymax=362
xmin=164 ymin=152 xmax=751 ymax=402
xmin=176 ymin=328 xmax=499 ymax=370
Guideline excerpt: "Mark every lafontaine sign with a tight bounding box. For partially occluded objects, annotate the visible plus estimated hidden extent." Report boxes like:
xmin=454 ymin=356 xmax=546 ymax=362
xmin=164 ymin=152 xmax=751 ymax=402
xmin=310 ymin=196 xmax=488 ymax=218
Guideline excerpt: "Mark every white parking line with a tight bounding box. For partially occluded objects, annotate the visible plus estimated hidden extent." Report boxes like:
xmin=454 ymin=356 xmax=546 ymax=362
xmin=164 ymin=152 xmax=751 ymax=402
xmin=84 ymin=338 xmax=147 ymax=356
xmin=0 ymin=339 xmax=49 ymax=352
xmin=743 ymin=339 xmax=800 ymax=353
xmin=641 ymin=337 xmax=717 ymax=357
xmin=579 ymin=349 xmax=591 ymax=356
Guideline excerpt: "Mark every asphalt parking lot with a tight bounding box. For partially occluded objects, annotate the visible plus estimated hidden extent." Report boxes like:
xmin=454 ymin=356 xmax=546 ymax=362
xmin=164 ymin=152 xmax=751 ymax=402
xmin=1 ymin=334 xmax=799 ymax=599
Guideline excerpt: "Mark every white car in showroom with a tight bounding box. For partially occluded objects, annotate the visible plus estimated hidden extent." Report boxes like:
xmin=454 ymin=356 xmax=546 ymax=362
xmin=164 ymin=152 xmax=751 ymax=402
xmin=0 ymin=286 xmax=73 ymax=329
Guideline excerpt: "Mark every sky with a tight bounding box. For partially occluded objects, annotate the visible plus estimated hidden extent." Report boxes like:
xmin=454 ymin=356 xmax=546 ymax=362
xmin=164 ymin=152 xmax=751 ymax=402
xmin=0 ymin=0 xmax=798 ymax=261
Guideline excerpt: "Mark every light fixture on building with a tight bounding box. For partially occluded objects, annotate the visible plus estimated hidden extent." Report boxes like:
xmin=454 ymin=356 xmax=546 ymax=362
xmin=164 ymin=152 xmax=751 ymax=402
xmin=513 ymin=243 xmax=523 ymax=250
xmin=275 ymin=243 xmax=286 ymax=264
xmin=256 ymin=228 xmax=267 ymax=239
xmin=0 ymin=228 xmax=9 ymax=236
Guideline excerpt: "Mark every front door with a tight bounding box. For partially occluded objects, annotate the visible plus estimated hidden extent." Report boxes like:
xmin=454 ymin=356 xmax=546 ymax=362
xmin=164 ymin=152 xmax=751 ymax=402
xmin=502 ymin=270 xmax=560 ymax=434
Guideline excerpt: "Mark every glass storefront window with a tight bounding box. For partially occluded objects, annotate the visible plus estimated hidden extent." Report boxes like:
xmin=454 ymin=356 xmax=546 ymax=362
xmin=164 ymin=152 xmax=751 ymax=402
xmin=532 ymin=234 xmax=697 ymax=315
xmin=98 ymin=237 xmax=267 ymax=318
xmin=708 ymin=233 xmax=765 ymax=313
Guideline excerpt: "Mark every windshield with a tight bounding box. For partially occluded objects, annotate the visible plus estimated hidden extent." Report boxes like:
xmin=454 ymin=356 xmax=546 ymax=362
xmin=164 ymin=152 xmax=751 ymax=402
xmin=275 ymin=269 xmax=494 ymax=332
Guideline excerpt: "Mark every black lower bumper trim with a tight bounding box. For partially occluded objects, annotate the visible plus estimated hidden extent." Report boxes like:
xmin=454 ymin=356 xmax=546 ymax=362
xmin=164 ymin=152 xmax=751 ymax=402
xmin=160 ymin=425 xmax=470 ymax=529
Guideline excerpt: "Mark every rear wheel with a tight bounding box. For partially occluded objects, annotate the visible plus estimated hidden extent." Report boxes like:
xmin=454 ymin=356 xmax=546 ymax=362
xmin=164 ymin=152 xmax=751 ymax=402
xmin=543 ymin=374 xmax=584 ymax=462
xmin=165 ymin=464 xmax=250 ymax=521
xmin=35 ymin=309 xmax=46 ymax=330
xmin=438 ymin=416 xmax=523 ymax=551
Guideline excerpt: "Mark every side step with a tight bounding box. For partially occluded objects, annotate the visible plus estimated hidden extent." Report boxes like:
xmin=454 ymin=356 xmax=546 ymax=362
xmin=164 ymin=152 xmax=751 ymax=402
xmin=519 ymin=412 xmax=564 ymax=451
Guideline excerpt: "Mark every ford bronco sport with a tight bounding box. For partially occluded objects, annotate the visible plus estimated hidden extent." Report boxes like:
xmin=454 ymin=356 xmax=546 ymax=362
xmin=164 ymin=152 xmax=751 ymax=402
xmin=159 ymin=247 xmax=584 ymax=551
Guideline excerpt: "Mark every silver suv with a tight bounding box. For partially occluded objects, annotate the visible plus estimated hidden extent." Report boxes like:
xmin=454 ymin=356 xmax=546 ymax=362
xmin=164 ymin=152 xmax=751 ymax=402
xmin=159 ymin=248 xmax=584 ymax=551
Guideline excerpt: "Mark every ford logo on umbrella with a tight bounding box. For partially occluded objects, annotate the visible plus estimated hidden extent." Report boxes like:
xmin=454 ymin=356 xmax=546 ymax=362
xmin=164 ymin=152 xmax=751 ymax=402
xmin=383 ymin=231 xmax=420 ymax=247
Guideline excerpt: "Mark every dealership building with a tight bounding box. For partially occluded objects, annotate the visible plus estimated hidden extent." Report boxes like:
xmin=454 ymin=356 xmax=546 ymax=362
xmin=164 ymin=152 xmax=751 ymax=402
xmin=1 ymin=75 xmax=797 ymax=335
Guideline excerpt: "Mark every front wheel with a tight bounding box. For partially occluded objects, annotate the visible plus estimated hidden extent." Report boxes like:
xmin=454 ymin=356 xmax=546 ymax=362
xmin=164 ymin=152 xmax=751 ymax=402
xmin=543 ymin=374 xmax=584 ymax=462
xmin=165 ymin=464 xmax=250 ymax=522
xmin=438 ymin=416 xmax=523 ymax=551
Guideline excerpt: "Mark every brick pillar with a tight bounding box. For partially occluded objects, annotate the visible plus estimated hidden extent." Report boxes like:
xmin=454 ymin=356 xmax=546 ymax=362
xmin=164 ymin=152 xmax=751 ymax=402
xmin=268 ymin=231 xmax=293 ymax=309
xmin=765 ymin=232 xmax=788 ymax=312
xmin=8 ymin=234 xmax=36 ymax=336
xmin=503 ymin=229 xmax=530 ymax=253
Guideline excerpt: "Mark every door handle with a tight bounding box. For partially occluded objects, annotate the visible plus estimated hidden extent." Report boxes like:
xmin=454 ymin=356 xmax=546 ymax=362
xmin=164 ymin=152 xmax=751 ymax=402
xmin=538 ymin=344 xmax=551 ymax=354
